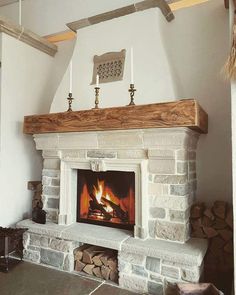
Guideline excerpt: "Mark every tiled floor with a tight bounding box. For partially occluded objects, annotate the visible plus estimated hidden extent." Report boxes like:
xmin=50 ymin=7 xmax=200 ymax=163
xmin=0 ymin=262 xmax=139 ymax=295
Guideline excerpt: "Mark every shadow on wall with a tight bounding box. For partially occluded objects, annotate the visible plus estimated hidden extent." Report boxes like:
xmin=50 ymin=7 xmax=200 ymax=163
xmin=158 ymin=0 xmax=232 ymax=203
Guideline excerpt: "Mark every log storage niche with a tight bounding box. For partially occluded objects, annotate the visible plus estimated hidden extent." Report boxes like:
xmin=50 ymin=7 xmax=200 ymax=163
xmin=77 ymin=170 xmax=135 ymax=230
xmin=74 ymin=244 xmax=118 ymax=283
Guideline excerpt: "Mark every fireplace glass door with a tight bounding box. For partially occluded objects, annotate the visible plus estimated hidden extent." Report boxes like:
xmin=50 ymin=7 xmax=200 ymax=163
xmin=77 ymin=169 xmax=135 ymax=230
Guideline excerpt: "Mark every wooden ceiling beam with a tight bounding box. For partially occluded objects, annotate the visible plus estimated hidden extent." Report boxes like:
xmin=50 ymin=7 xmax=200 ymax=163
xmin=44 ymin=30 xmax=76 ymax=43
xmin=169 ymin=0 xmax=210 ymax=11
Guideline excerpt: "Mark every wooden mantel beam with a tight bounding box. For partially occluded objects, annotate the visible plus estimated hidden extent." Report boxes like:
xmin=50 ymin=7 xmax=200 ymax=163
xmin=23 ymin=99 xmax=208 ymax=135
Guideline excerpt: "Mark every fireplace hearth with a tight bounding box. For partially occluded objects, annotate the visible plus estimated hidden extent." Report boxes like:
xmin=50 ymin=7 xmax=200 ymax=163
xmin=77 ymin=170 xmax=135 ymax=230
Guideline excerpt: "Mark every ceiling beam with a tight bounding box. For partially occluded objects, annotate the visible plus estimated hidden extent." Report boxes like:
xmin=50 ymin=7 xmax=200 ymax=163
xmin=44 ymin=30 xmax=76 ymax=43
xmin=169 ymin=0 xmax=210 ymax=11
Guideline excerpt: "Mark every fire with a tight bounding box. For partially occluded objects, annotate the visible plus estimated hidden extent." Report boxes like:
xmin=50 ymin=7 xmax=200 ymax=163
xmin=79 ymin=177 xmax=135 ymax=225
xmin=93 ymin=180 xmax=117 ymax=213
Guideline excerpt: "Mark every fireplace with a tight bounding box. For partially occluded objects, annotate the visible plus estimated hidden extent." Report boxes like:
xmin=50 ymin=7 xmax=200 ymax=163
xmin=77 ymin=169 xmax=135 ymax=230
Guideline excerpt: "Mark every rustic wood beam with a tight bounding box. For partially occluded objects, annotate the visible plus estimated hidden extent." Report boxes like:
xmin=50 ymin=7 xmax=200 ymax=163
xmin=224 ymin=0 xmax=229 ymax=9
xmin=44 ymin=30 xmax=76 ymax=43
xmin=23 ymin=99 xmax=208 ymax=135
xmin=169 ymin=0 xmax=210 ymax=11
xmin=67 ymin=0 xmax=174 ymax=32
xmin=0 ymin=15 xmax=57 ymax=56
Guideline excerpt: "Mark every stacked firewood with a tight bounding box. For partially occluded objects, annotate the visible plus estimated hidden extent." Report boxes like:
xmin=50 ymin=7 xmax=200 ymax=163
xmin=190 ymin=201 xmax=233 ymax=294
xmin=74 ymin=244 xmax=118 ymax=283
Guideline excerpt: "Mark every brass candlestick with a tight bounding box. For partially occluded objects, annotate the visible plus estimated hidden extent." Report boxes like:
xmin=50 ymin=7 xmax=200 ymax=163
xmin=94 ymin=87 xmax=100 ymax=109
xmin=67 ymin=92 xmax=74 ymax=112
xmin=128 ymin=84 xmax=136 ymax=106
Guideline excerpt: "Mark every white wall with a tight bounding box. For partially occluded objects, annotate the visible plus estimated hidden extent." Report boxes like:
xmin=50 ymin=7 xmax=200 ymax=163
xmin=51 ymin=9 xmax=176 ymax=112
xmin=51 ymin=0 xmax=232 ymax=204
xmin=0 ymin=33 xmax=54 ymax=227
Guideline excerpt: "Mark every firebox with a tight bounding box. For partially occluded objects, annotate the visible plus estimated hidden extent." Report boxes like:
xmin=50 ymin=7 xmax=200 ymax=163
xmin=77 ymin=169 xmax=135 ymax=230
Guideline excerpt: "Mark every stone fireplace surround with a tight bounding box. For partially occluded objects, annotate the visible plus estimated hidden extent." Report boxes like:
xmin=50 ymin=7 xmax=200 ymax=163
xmin=17 ymin=128 xmax=208 ymax=294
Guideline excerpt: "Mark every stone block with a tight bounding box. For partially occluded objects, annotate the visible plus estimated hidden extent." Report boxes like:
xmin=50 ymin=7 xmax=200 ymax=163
xmin=27 ymin=245 xmax=40 ymax=252
xmin=181 ymin=267 xmax=201 ymax=282
xmin=23 ymin=249 xmax=40 ymax=263
xmin=149 ymin=195 xmax=189 ymax=211
xmin=61 ymin=150 xmax=86 ymax=159
xmin=42 ymin=150 xmax=60 ymax=159
xmin=148 ymin=183 xmax=169 ymax=195
xmin=34 ymin=134 xmax=58 ymax=150
xmin=63 ymin=254 xmax=74 ymax=272
xmin=143 ymin=131 xmax=189 ymax=148
xmin=148 ymin=281 xmax=163 ymax=295
xmin=119 ymin=252 xmax=145 ymax=265
xmin=189 ymin=161 xmax=196 ymax=172
xmin=176 ymin=150 xmax=188 ymax=161
xmin=189 ymin=172 xmax=197 ymax=180
xmin=50 ymin=238 xmax=72 ymax=252
xmin=43 ymin=186 xmax=60 ymax=196
xmin=42 ymin=169 xmax=60 ymax=178
xmin=154 ymin=175 xmax=188 ymax=185
xmin=43 ymin=159 xmax=60 ymax=170
xmin=148 ymin=220 xmax=156 ymax=238
xmin=170 ymin=184 xmax=189 ymax=196
xmin=40 ymin=248 xmax=64 ymax=268
xmin=58 ymin=133 xmax=98 ymax=149
xmin=155 ymin=220 xmax=189 ymax=242
xmin=132 ymin=265 xmax=148 ymax=277
xmin=119 ymin=272 xmax=147 ymax=293
xmin=169 ymin=209 xmax=190 ymax=222
xmin=149 ymin=159 xmax=175 ymax=174
xmin=150 ymin=207 xmax=166 ymax=219
xmin=188 ymin=151 xmax=196 ymax=160
xmin=148 ymin=149 xmax=174 ymax=159
xmin=177 ymin=162 xmax=188 ymax=174
xmin=87 ymin=150 xmax=117 ymax=158
xmin=117 ymin=149 xmax=148 ymax=159
xmin=29 ymin=234 xmax=50 ymax=248
xmin=23 ymin=232 xmax=30 ymax=248
xmin=98 ymin=131 xmax=143 ymax=148
xmin=119 ymin=259 xmax=132 ymax=273
xmin=161 ymin=265 xmax=180 ymax=279
xmin=46 ymin=210 xmax=58 ymax=223
xmin=47 ymin=198 xmax=59 ymax=209
xmin=150 ymin=274 xmax=163 ymax=283
xmin=51 ymin=178 xmax=60 ymax=186
xmin=146 ymin=257 xmax=160 ymax=273
xmin=149 ymin=174 xmax=153 ymax=182
xmin=42 ymin=176 xmax=51 ymax=186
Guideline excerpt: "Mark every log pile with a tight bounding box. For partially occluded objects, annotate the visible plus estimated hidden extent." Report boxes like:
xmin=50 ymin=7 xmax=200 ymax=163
xmin=74 ymin=244 xmax=118 ymax=283
xmin=190 ymin=201 xmax=233 ymax=294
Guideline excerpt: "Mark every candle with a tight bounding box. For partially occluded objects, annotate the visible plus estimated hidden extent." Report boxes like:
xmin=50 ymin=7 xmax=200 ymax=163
xmin=19 ymin=0 xmax=22 ymax=25
xmin=96 ymin=74 xmax=99 ymax=87
xmin=69 ymin=60 xmax=72 ymax=93
xmin=130 ymin=47 xmax=134 ymax=84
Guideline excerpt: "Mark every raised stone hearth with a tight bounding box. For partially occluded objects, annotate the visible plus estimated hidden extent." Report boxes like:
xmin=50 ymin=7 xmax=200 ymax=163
xmin=19 ymin=126 xmax=208 ymax=294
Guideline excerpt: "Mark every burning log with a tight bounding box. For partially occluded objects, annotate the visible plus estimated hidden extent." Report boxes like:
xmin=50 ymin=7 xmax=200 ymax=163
xmin=89 ymin=193 xmax=112 ymax=220
xmin=101 ymin=197 xmax=128 ymax=222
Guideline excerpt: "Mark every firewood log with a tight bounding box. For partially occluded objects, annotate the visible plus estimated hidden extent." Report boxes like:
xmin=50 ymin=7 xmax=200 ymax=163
xmin=109 ymin=270 xmax=118 ymax=283
xmin=204 ymin=208 xmax=215 ymax=220
xmin=213 ymin=201 xmax=227 ymax=219
xmin=218 ymin=229 xmax=233 ymax=241
xmin=75 ymin=260 xmax=86 ymax=272
xmin=83 ymin=264 xmax=95 ymax=275
xmin=82 ymin=246 xmax=105 ymax=264
xmin=225 ymin=207 xmax=233 ymax=228
xmin=107 ymin=257 xmax=118 ymax=270
xmin=224 ymin=240 xmax=233 ymax=254
xmin=213 ymin=218 xmax=227 ymax=230
xmin=202 ymin=216 xmax=214 ymax=227
xmin=74 ymin=244 xmax=90 ymax=261
xmin=92 ymin=253 xmax=105 ymax=266
xmin=93 ymin=267 xmax=102 ymax=278
xmin=190 ymin=203 xmax=204 ymax=218
xmin=100 ymin=251 xmax=116 ymax=266
xmin=202 ymin=227 xmax=218 ymax=238
xmin=101 ymin=265 xmax=111 ymax=280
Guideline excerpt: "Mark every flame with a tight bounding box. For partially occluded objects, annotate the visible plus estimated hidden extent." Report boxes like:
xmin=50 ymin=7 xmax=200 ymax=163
xmin=79 ymin=178 xmax=135 ymax=224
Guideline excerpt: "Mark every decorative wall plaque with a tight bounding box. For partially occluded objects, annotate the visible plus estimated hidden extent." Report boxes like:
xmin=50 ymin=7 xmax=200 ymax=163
xmin=91 ymin=49 xmax=126 ymax=84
